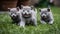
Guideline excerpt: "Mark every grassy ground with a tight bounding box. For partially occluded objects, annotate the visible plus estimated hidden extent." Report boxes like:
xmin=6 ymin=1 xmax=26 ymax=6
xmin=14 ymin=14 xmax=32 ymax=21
xmin=0 ymin=6 xmax=60 ymax=34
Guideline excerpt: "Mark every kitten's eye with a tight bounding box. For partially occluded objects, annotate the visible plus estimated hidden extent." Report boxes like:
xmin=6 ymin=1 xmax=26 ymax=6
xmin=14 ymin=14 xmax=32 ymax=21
xmin=27 ymin=10 xmax=29 ymax=12
xmin=23 ymin=10 xmax=25 ymax=12
xmin=11 ymin=13 xmax=13 ymax=15
xmin=45 ymin=13 xmax=47 ymax=14
xmin=15 ymin=13 xmax=16 ymax=14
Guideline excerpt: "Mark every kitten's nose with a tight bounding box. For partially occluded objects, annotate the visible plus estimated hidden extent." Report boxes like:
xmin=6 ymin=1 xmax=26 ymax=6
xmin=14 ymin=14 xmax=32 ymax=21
xmin=43 ymin=16 xmax=45 ymax=17
xmin=43 ymin=16 xmax=47 ymax=18
xmin=25 ymin=13 xmax=27 ymax=15
xmin=13 ymin=15 xmax=15 ymax=17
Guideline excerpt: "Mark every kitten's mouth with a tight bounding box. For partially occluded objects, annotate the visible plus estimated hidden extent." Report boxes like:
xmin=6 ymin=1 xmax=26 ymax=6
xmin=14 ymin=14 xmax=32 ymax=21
xmin=12 ymin=15 xmax=16 ymax=17
xmin=42 ymin=16 xmax=47 ymax=19
xmin=22 ymin=14 xmax=31 ymax=18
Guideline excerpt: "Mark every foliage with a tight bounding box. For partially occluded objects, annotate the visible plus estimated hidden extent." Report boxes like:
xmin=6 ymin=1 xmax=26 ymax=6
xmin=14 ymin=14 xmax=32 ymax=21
xmin=37 ymin=0 xmax=52 ymax=7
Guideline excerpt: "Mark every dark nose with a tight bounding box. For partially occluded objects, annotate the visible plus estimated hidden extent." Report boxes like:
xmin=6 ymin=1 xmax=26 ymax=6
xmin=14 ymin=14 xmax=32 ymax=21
xmin=43 ymin=16 xmax=47 ymax=18
xmin=43 ymin=16 xmax=46 ymax=18
xmin=43 ymin=16 xmax=45 ymax=17
xmin=13 ymin=15 xmax=15 ymax=17
xmin=25 ymin=13 xmax=27 ymax=15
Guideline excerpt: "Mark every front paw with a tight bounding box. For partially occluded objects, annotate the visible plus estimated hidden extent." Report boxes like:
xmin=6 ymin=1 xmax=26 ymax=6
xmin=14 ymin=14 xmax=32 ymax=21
xmin=48 ymin=21 xmax=53 ymax=25
xmin=19 ymin=21 xmax=25 ymax=27
xmin=40 ymin=21 xmax=46 ymax=24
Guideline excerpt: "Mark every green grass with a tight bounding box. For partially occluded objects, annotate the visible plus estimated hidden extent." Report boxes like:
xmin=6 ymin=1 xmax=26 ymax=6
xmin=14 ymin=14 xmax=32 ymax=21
xmin=0 ymin=6 xmax=60 ymax=34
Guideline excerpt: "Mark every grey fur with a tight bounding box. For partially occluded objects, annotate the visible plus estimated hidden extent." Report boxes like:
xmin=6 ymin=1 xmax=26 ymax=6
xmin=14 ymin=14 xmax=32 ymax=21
xmin=8 ymin=8 xmax=21 ymax=25
xmin=39 ymin=8 xmax=54 ymax=24
xmin=19 ymin=6 xmax=37 ymax=27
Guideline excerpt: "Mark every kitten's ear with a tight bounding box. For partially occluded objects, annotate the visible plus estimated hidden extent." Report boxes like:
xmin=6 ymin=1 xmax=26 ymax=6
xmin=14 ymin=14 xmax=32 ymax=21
xmin=47 ymin=5 xmax=50 ymax=12
xmin=31 ymin=6 xmax=36 ymax=11
xmin=47 ymin=8 xmax=50 ymax=12
xmin=21 ymin=5 xmax=23 ymax=9
xmin=31 ymin=6 xmax=35 ymax=10
xmin=8 ymin=8 xmax=11 ymax=11
xmin=39 ymin=8 xmax=41 ymax=12
xmin=17 ymin=7 xmax=20 ymax=11
xmin=31 ymin=6 xmax=34 ymax=10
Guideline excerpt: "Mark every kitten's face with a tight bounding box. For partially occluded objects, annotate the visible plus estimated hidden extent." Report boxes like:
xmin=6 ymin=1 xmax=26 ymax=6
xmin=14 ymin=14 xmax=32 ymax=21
xmin=10 ymin=12 xmax=18 ymax=17
xmin=40 ymin=8 xmax=50 ymax=18
xmin=21 ymin=5 xmax=35 ymax=18
xmin=8 ymin=8 xmax=20 ymax=17
xmin=21 ymin=9 xmax=32 ymax=18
